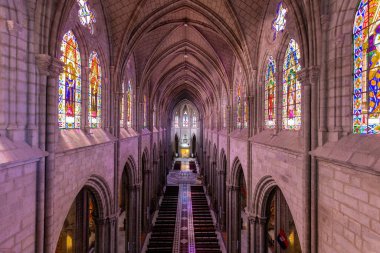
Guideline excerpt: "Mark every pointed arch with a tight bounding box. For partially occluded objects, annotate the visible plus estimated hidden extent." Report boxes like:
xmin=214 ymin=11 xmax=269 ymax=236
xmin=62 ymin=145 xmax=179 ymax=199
xmin=58 ymin=30 xmax=82 ymax=129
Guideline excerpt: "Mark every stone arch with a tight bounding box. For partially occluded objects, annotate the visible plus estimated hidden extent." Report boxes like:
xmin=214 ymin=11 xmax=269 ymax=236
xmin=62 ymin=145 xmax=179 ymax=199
xmin=251 ymin=175 xmax=303 ymax=253
xmin=228 ymin=157 xmax=248 ymax=253
xmin=252 ymin=176 xmax=278 ymax=217
xmin=141 ymin=147 xmax=151 ymax=234
xmin=54 ymin=175 xmax=113 ymax=253
xmin=118 ymin=156 xmax=138 ymax=253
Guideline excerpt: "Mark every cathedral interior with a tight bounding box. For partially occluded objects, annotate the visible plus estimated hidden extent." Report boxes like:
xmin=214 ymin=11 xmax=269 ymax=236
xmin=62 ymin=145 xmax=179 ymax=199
xmin=1 ymin=0 xmax=380 ymax=252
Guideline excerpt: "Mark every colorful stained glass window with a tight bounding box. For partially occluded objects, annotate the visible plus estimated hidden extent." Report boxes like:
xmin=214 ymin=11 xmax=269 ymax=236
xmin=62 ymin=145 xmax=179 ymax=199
xmin=183 ymin=111 xmax=189 ymax=127
xmin=237 ymin=83 xmax=242 ymax=128
xmin=272 ymin=1 xmax=287 ymax=40
xmin=58 ymin=30 xmax=82 ymax=129
xmin=77 ymin=0 xmax=96 ymax=34
xmin=88 ymin=51 xmax=102 ymax=128
xmin=143 ymin=95 xmax=147 ymax=128
xmin=265 ymin=56 xmax=276 ymax=128
xmin=127 ymin=81 xmax=132 ymax=127
xmin=244 ymin=99 xmax=248 ymax=128
xmin=120 ymin=82 xmax=125 ymax=127
xmin=282 ymin=39 xmax=302 ymax=130
xmin=353 ymin=0 xmax=380 ymax=134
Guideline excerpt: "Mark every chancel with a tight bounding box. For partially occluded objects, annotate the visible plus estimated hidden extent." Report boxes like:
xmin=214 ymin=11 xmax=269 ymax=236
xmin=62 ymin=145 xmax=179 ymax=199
xmin=1 ymin=0 xmax=380 ymax=253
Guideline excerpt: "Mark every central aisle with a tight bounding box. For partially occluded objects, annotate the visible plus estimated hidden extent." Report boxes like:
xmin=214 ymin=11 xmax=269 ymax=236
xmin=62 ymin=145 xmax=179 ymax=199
xmin=144 ymin=159 xmax=225 ymax=253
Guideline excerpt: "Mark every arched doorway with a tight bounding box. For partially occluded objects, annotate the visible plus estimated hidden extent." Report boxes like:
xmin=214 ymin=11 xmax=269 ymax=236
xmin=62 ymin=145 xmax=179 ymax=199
xmin=218 ymin=152 xmax=227 ymax=232
xmin=228 ymin=161 xmax=248 ymax=253
xmin=141 ymin=150 xmax=150 ymax=241
xmin=118 ymin=159 xmax=137 ymax=253
xmin=239 ymin=171 xmax=248 ymax=253
xmin=265 ymin=187 xmax=301 ymax=253
xmin=56 ymin=188 xmax=100 ymax=253
xmin=192 ymin=134 xmax=196 ymax=157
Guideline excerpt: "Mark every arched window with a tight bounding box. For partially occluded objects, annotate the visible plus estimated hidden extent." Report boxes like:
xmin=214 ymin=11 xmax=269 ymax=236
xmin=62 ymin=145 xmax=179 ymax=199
xmin=183 ymin=107 xmax=189 ymax=127
xmin=265 ymin=56 xmax=276 ymax=128
xmin=174 ymin=113 xmax=179 ymax=128
xmin=127 ymin=81 xmax=132 ymax=127
xmin=58 ymin=30 xmax=81 ymax=129
xmin=236 ymin=83 xmax=242 ymax=128
xmin=77 ymin=0 xmax=96 ymax=34
xmin=244 ymin=99 xmax=248 ymax=128
xmin=282 ymin=39 xmax=302 ymax=130
xmin=353 ymin=0 xmax=380 ymax=134
xmin=88 ymin=51 xmax=102 ymax=128
xmin=120 ymin=82 xmax=125 ymax=127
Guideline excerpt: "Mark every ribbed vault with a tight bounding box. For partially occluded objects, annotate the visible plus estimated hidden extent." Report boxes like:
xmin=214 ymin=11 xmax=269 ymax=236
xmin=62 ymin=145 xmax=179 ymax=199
xmin=102 ymin=0 xmax=307 ymax=127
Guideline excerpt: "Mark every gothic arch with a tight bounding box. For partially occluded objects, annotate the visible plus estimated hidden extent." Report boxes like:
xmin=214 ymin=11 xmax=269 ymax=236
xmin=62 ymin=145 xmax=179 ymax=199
xmin=54 ymin=175 xmax=113 ymax=253
xmin=252 ymin=176 xmax=278 ymax=217
xmin=230 ymin=157 xmax=246 ymax=187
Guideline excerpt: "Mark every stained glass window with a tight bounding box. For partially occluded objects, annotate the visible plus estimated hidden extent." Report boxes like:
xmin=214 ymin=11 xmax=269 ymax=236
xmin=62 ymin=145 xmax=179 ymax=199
xmin=353 ymin=0 xmax=380 ymax=134
xmin=88 ymin=51 xmax=102 ymax=128
xmin=282 ymin=39 xmax=302 ymax=130
xmin=265 ymin=56 xmax=276 ymax=128
xmin=193 ymin=114 xmax=197 ymax=128
xmin=272 ymin=1 xmax=287 ymax=40
xmin=120 ymin=82 xmax=125 ymax=127
xmin=127 ymin=81 xmax=132 ymax=127
xmin=143 ymin=95 xmax=147 ymax=128
xmin=244 ymin=99 xmax=248 ymax=128
xmin=58 ymin=30 xmax=81 ymax=129
xmin=237 ymin=83 xmax=242 ymax=128
xmin=183 ymin=111 xmax=189 ymax=127
xmin=77 ymin=0 xmax=96 ymax=34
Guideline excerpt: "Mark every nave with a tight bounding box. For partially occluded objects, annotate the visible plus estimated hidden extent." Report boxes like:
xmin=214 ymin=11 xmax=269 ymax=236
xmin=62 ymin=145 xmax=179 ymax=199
xmin=143 ymin=160 xmax=225 ymax=253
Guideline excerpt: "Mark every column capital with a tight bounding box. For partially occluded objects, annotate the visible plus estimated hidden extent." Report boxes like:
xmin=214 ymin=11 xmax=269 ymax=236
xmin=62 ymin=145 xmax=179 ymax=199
xmin=35 ymin=54 xmax=64 ymax=77
xmin=309 ymin=66 xmax=320 ymax=85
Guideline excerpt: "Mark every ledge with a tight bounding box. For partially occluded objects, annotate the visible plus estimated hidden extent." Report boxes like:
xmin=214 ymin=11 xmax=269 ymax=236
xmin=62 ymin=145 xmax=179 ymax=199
xmin=311 ymin=134 xmax=380 ymax=175
xmin=56 ymin=128 xmax=117 ymax=154
xmin=0 ymin=136 xmax=46 ymax=168
xmin=251 ymin=129 xmax=304 ymax=154
xmin=120 ymin=127 xmax=139 ymax=139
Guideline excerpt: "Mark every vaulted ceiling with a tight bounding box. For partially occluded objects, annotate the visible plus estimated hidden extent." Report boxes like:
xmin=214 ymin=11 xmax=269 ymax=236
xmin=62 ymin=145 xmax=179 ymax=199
xmin=101 ymin=0 xmax=305 ymax=120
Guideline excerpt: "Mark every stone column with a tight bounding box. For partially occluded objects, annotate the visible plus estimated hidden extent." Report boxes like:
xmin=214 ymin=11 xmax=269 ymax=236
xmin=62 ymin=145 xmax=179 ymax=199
xmin=227 ymin=185 xmax=240 ymax=253
xmin=257 ymin=216 xmax=267 ymax=253
xmin=38 ymin=55 xmax=64 ymax=253
xmin=143 ymin=168 xmax=153 ymax=232
xmin=35 ymin=54 xmax=62 ymax=253
xmin=248 ymin=216 xmax=257 ymax=253
xmin=319 ymin=15 xmax=329 ymax=145
xmin=134 ymin=184 xmax=142 ymax=252
xmin=298 ymin=68 xmax=312 ymax=253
